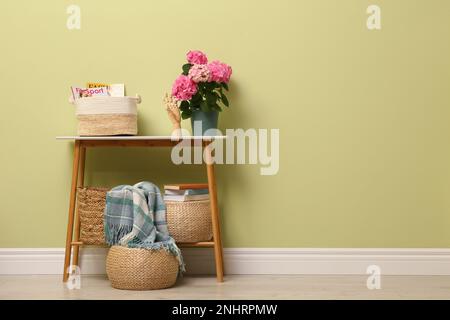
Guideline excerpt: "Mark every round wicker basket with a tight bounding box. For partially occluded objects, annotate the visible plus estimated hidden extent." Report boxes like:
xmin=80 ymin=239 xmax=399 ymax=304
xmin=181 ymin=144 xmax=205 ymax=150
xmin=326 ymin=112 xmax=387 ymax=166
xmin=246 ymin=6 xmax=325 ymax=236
xmin=106 ymin=246 xmax=179 ymax=290
xmin=77 ymin=187 xmax=108 ymax=245
xmin=165 ymin=200 xmax=212 ymax=242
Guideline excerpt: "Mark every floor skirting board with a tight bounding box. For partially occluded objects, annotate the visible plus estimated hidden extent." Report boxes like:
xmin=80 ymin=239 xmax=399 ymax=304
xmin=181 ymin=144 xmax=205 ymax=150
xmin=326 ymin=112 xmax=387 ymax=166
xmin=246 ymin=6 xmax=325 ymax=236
xmin=1 ymin=248 xmax=450 ymax=275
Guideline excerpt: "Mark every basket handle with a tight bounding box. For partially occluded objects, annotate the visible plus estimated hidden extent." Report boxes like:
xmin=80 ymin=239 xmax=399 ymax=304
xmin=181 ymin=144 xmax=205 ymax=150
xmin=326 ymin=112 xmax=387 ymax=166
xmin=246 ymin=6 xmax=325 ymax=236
xmin=135 ymin=94 xmax=142 ymax=104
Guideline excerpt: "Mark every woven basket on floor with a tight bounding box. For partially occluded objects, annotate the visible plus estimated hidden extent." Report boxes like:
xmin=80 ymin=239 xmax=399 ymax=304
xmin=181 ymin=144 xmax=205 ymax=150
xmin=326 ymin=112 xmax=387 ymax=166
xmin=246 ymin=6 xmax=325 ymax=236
xmin=70 ymin=95 xmax=141 ymax=136
xmin=165 ymin=200 xmax=212 ymax=242
xmin=106 ymin=246 xmax=179 ymax=290
xmin=77 ymin=187 xmax=108 ymax=245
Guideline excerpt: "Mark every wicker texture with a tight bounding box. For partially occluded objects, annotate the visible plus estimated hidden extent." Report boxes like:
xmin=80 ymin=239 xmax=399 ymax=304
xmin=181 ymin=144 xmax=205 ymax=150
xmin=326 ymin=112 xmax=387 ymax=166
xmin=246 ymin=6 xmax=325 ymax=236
xmin=166 ymin=200 xmax=212 ymax=242
xmin=106 ymin=246 xmax=178 ymax=290
xmin=77 ymin=114 xmax=137 ymax=136
xmin=77 ymin=187 xmax=108 ymax=245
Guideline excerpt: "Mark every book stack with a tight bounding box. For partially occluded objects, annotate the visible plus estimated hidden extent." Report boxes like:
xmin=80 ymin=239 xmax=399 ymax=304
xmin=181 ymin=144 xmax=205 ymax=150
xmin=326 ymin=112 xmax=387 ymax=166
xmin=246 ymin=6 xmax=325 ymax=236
xmin=164 ymin=183 xmax=209 ymax=202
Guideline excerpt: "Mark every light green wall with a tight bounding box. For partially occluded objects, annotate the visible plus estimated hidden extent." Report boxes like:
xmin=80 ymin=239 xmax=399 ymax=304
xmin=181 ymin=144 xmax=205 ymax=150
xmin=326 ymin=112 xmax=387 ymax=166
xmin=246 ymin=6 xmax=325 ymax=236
xmin=1 ymin=0 xmax=449 ymax=248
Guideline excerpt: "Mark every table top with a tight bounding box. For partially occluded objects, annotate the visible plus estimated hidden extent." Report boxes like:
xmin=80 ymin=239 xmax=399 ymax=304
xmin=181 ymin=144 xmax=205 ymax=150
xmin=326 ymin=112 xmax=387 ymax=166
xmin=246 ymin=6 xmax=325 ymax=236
xmin=56 ymin=135 xmax=227 ymax=141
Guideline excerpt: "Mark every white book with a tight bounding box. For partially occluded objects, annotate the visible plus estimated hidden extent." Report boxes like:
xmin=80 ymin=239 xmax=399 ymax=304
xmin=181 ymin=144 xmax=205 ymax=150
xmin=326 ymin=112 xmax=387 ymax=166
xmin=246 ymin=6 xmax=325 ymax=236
xmin=108 ymin=84 xmax=125 ymax=97
xmin=164 ymin=194 xmax=209 ymax=202
xmin=165 ymin=188 xmax=209 ymax=196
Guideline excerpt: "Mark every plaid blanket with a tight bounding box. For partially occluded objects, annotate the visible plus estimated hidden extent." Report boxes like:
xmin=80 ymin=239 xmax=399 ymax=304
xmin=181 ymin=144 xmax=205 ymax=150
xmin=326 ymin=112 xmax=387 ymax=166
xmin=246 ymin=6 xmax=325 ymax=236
xmin=104 ymin=181 xmax=184 ymax=272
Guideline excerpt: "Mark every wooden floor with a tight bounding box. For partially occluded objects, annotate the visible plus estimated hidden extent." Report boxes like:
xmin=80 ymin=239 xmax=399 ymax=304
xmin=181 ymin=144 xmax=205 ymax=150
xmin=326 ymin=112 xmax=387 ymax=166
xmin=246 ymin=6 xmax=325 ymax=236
xmin=1 ymin=275 xmax=450 ymax=299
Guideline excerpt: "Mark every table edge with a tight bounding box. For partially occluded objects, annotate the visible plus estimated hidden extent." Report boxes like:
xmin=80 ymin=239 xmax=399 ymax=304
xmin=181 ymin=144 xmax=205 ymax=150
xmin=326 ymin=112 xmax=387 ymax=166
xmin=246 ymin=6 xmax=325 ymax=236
xmin=56 ymin=135 xmax=227 ymax=141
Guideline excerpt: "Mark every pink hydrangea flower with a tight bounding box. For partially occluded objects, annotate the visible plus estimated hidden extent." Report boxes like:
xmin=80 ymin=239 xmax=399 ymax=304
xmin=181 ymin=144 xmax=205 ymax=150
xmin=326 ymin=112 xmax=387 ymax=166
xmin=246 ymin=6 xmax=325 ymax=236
xmin=188 ymin=64 xmax=211 ymax=83
xmin=172 ymin=75 xmax=197 ymax=101
xmin=186 ymin=50 xmax=208 ymax=65
xmin=207 ymin=60 xmax=232 ymax=83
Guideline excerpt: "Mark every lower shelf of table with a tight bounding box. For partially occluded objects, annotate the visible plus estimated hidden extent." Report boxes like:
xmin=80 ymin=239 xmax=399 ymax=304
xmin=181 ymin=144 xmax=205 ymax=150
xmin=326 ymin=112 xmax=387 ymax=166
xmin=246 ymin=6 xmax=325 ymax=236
xmin=72 ymin=241 xmax=215 ymax=248
xmin=178 ymin=241 xmax=214 ymax=248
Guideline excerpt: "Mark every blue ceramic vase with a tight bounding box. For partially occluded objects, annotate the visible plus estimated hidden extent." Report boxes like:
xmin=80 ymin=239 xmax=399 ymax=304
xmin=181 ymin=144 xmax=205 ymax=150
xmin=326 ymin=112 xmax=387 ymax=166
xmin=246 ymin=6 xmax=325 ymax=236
xmin=190 ymin=110 xmax=219 ymax=136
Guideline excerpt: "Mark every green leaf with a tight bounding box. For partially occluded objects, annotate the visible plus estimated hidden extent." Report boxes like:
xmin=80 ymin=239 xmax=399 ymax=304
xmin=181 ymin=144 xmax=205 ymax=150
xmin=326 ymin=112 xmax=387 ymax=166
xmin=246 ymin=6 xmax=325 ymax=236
xmin=206 ymin=92 xmax=218 ymax=105
xmin=200 ymin=101 xmax=209 ymax=112
xmin=222 ymin=83 xmax=229 ymax=91
xmin=204 ymin=82 xmax=217 ymax=91
xmin=220 ymin=93 xmax=229 ymax=107
xmin=181 ymin=110 xmax=192 ymax=119
xmin=213 ymin=104 xmax=222 ymax=112
xmin=182 ymin=63 xmax=193 ymax=75
xmin=191 ymin=92 xmax=202 ymax=104
xmin=179 ymin=100 xmax=190 ymax=111
xmin=197 ymin=83 xmax=205 ymax=91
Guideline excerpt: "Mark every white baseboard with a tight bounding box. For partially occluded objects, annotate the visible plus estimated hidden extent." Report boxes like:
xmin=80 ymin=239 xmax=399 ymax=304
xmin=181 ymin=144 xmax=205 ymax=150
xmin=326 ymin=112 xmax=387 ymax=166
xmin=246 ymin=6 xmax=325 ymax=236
xmin=1 ymin=248 xmax=450 ymax=275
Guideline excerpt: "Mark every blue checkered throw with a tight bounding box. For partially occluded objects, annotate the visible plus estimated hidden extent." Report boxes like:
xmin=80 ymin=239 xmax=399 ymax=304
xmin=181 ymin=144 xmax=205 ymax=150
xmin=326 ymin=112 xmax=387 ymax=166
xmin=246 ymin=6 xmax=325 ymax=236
xmin=104 ymin=181 xmax=184 ymax=272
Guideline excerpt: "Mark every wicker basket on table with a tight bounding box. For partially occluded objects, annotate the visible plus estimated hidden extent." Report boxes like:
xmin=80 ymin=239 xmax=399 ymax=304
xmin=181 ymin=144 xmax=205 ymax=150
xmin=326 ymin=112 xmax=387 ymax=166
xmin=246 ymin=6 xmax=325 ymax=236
xmin=165 ymin=200 xmax=212 ymax=242
xmin=77 ymin=187 xmax=108 ymax=245
xmin=70 ymin=95 xmax=141 ymax=136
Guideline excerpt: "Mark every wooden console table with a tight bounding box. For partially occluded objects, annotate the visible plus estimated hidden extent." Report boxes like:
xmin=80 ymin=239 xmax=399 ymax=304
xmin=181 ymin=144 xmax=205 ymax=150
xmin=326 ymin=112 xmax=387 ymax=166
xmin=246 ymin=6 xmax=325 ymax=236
xmin=57 ymin=136 xmax=226 ymax=282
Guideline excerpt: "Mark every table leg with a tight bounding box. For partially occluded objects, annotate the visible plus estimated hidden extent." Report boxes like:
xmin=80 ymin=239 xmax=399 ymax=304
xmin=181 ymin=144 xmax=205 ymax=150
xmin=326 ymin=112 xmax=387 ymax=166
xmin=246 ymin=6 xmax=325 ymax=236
xmin=63 ymin=141 xmax=81 ymax=282
xmin=204 ymin=142 xmax=224 ymax=282
xmin=72 ymin=146 xmax=86 ymax=267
